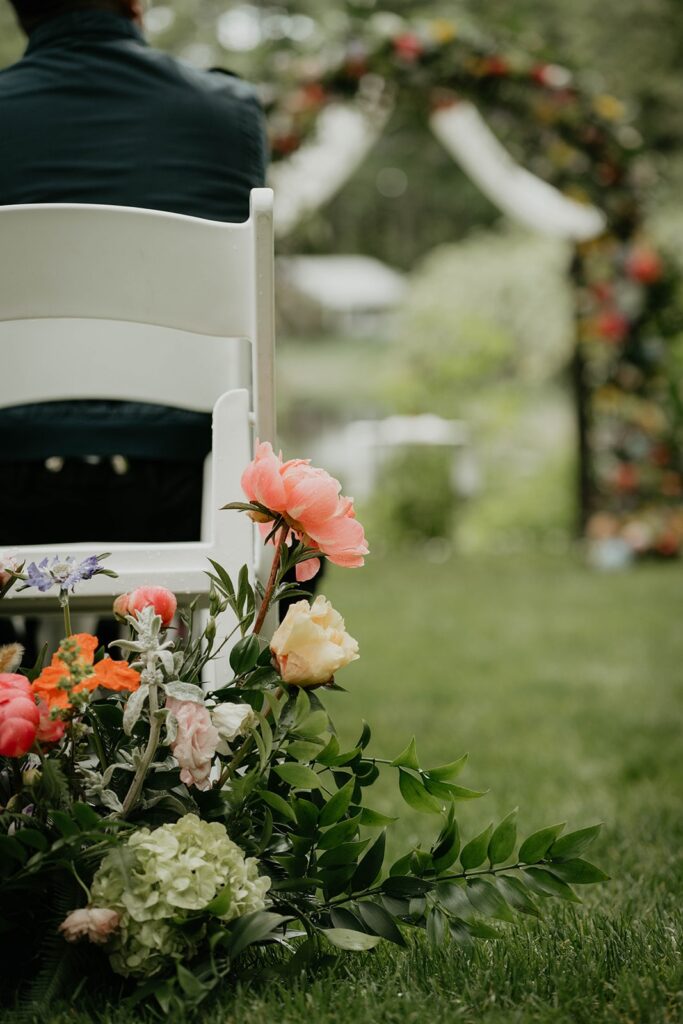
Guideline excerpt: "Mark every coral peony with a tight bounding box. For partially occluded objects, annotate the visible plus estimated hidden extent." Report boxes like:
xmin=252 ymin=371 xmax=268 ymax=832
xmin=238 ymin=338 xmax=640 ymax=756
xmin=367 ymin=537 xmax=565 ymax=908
xmin=270 ymin=595 xmax=359 ymax=687
xmin=32 ymin=634 xmax=140 ymax=712
xmin=241 ymin=443 xmax=368 ymax=581
xmin=59 ymin=907 xmax=120 ymax=945
xmin=0 ymin=673 xmax=39 ymax=757
xmin=114 ymin=586 xmax=177 ymax=627
xmin=166 ymin=697 xmax=219 ymax=791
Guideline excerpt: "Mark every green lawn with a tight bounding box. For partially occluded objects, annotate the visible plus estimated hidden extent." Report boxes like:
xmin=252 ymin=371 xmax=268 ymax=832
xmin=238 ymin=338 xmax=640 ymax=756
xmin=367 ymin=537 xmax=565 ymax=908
xmin=10 ymin=553 xmax=683 ymax=1024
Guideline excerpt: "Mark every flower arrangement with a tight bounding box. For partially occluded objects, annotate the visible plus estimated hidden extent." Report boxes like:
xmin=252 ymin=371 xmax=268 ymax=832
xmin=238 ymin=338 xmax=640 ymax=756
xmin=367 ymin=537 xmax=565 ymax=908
xmin=0 ymin=447 xmax=607 ymax=1015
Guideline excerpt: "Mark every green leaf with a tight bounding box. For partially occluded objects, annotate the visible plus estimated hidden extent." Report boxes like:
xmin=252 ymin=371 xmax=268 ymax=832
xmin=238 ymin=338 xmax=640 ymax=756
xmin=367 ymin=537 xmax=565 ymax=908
xmin=431 ymin=806 xmax=460 ymax=872
xmin=434 ymin=880 xmax=473 ymax=919
xmin=318 ymin=840 xmax=369 ymax=869
xmin=546 ymin=859 xmax=610 ymax=884
xmin=518 ymin=823 xmax=566 ymax=864
xmin=496 ymin=875 xmax=541 ymax=917
xmin=296 ymin=710 xmax=329 ymax=737
xmin=293 ymin=798 xmax=319 ymax=833
xmin=398 ymin=769 xmax=443 ymax=814
xmin=50 ymin=810 xmax=80 ymax=838
xmin=259 ymin=790 xmax=297 ymax=823
xmin=321 ymin=928 xmax=381 ymax=951
xmin=358 ymin=807 xmax=398 ymax=827
xmin=316 ymin=734 xmax=340 ymax=765
xmin=391 ymin=737 xmax=420 ymax=771
xmin=522 ymin=867 xmax=581 ymax=902
xmin=352 ymin=830 xmax=386 ymax=892
xmin=287 ymin=739 xmax=326 ymax=761
xmin=227 ymin=911 xmax=290 ymax=959
xmin=205 ymin=885 xmax=233 ymax=916
xmin=426 ymin=753 xmax=468 ymax=781
xmin=330 ymin=907 xmax=366 ymax=932
xmin=72 ymin=803 xmax=101 ymax=830
xmin=423 ymin=778 xmax=487 ymax=802
xmin=381 ymin=876 xmax=431 ymax=897
xmin=460 ymin=824 xmax=494 ymax=870
xmin=0 ymin=835 xmax=27 ymax=866
xmin=466 ymin=878 xmax=515 ymax=922
xmin=355 ymin=721 xmax=372 ymax=750
xmin=357 ymin=902 xmax=406 ymax=946
xmin=317 ymin=813 xmax=362 ymax=851
xmin=176 ymin=964 xmax=206 ymax=1000
xmin=14 ymin=828 xmax=49 ymax=852
xmin=294 ymin=687 xmax=311 ymax=724
xmin=273 ymin=764 xmax=321 ymax=790
xmin=230 ymin=635 xmax=261 ymax=675
xmin=319 ymin=778 xmax=356 ymax=827
xmin=488 ymin=809 xmax=518 ymax=865
xmin=426 ymin=908 xmax=447 ymax=947
xmin=549 ymin=824 xmax=602 ymax=860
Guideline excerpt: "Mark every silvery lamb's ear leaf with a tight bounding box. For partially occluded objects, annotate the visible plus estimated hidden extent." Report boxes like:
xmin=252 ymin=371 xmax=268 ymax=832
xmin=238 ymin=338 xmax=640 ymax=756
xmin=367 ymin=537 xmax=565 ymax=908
xmin=158 ymin=650 xmax=175 ymax=675
xmin=162 ymin=709 xmax=178 ymax=746
xmin=164 ymin=681 xmax=206 ymax=704
xmin=100 ymin=789 xmax=124 ymax=813
xmin=123 ymin=685 xmax=149 ymax=735
xmin=173 ymin=651 xmax=185 ymax=673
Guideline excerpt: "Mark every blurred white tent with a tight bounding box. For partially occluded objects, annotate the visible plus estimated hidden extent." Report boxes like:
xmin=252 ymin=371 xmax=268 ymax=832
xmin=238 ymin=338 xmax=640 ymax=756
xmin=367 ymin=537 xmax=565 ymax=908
xmin=278 ymin=254 xmax=406 ymax=334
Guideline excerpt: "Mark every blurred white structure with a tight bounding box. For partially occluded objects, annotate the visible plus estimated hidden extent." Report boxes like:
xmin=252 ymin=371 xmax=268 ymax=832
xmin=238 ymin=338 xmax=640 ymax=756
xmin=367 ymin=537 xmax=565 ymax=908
xmin=270 ymin=101 xmax=606 ymax=242
xmin=278 ymin=254 xmax=406 ymax=334
xmin=314 ymin=414 xmax=479 ymax=502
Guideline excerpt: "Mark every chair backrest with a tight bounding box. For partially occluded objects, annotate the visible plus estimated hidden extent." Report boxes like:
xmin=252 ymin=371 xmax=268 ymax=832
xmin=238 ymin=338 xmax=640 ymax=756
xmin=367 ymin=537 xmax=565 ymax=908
xmin=0 ymin=188 xmax=275 ymax=441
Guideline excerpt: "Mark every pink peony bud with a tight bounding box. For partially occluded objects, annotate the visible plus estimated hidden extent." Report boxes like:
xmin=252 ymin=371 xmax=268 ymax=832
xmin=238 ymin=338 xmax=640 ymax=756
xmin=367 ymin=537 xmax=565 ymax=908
xmin=113 ymin=586 xmax=177 ymax=626
xmin=0 ymin=673 xmax=39 ymax=757
xmin=59 ymin=907 xmax=120 ymax=944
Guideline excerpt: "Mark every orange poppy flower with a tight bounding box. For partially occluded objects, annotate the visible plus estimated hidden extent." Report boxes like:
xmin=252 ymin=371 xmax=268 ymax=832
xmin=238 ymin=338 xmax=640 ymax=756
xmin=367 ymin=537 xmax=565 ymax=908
xmin=32 ymin=633 xmax=140 ymax=712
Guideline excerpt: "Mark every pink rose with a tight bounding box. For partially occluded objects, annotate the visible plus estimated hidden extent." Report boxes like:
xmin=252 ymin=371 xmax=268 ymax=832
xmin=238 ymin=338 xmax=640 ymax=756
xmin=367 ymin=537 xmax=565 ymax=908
xmin=59 ymin=907 xmax=120 ymax=944
xmin=241 ymin=443 xmax=369 ymax=581
xmin=0 ymin=673 xmax=39 ymax=758
xmin=113 ymin=586 xmax=177 ymax=626
xmin=166 ymin=697 xmax=219 ymax=791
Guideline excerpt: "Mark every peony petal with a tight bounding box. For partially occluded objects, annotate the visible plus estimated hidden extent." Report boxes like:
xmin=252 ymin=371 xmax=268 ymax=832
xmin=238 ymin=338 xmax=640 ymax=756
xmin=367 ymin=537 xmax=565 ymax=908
xmin=295 ymin=557 xmax=321 ymax=582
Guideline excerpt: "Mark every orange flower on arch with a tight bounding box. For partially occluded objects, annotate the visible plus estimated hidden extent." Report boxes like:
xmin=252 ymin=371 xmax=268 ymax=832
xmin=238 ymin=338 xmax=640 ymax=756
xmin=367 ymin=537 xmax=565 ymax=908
xmin=32 ymin=633 xmax=140 ymax=713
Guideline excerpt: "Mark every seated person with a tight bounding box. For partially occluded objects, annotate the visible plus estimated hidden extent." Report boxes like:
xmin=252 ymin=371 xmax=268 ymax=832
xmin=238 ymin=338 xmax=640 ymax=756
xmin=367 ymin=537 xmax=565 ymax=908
xmin=0 ymin=0 xmax=268 ymax=648
xmin=0 ymin=0 xmax=267 ymax=545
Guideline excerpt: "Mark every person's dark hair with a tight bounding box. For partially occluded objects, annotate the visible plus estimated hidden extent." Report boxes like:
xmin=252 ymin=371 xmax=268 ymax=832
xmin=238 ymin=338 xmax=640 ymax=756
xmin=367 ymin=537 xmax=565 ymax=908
xmin=9 ymin=0 xmax=134 ymax=33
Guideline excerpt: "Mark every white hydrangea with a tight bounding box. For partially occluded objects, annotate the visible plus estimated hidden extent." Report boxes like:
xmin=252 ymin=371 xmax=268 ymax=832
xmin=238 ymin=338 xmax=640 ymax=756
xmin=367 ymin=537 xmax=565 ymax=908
xmin=90 ymin=814 xmax=270 ymax=977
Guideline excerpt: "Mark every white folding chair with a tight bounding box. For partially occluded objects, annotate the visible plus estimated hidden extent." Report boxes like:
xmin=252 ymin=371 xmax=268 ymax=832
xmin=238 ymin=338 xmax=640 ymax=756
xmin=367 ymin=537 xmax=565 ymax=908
xmin=0 ymin=188 xmax=276 ymax=684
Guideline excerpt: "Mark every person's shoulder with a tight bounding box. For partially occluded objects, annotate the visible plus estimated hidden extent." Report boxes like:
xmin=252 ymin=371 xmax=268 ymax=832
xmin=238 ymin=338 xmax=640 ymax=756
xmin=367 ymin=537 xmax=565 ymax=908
xmin=150 ymin=50 xmax=261 ymax=108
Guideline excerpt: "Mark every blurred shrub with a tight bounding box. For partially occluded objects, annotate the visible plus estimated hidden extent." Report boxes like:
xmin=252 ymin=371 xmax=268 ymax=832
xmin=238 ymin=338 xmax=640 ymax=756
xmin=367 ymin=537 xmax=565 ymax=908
xmin=366 ymin=446 xmax=455 ymax=547
xmin=388 ymin=228 xmax=574 ymax=417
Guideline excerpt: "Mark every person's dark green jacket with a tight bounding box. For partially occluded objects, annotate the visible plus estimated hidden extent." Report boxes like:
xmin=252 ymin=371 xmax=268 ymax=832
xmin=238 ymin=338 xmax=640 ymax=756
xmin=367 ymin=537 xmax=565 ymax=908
xmin=0 ymin=9 xmax=268 ymax=462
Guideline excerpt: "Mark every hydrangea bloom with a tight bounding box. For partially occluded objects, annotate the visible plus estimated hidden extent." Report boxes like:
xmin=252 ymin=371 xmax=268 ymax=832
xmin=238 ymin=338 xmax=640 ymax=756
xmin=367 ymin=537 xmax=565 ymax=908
xmin=90 ymin=814 xmax=270 ymax=977
xmin=26 ymin=555 xmax=100 ymax=594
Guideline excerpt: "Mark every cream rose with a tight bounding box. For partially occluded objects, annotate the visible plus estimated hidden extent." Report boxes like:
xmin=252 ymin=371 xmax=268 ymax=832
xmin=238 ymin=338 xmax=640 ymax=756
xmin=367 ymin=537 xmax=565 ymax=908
xmin=212 ymin=702 xmax=257 ymax=754
xmin=270 ymin=596 xmax=359 ymax=687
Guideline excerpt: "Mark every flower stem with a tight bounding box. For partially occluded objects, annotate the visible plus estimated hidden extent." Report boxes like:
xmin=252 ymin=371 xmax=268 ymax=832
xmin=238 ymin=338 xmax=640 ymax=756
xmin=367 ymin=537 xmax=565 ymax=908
xmin=252 ymin=526 xmax=288 ymax=636
xmin=60 ymin=592 xmax=72 ymax=637
xmin=119 ymin=683 xmax=161 ymax=819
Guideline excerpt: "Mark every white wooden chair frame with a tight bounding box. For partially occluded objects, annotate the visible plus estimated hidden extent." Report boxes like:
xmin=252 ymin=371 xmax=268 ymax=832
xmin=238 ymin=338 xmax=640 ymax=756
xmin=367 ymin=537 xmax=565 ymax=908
xmin=0 ymin=189 xmax=276 ymax=682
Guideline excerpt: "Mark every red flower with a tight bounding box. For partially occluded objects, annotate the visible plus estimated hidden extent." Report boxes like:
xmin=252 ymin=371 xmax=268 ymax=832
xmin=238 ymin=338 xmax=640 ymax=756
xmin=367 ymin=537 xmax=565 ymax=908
xmin=480 ymin=55 xmax=509 ymax=77
xmin=596 ymin=309 xmax=629 ymax=343
xmin=0 ymin=673 xmax=39 ymax=758
xmin=393 ymin=33 xmax=423 ymax=62
xmin=626 ymin=246 xmax=663 ymax=285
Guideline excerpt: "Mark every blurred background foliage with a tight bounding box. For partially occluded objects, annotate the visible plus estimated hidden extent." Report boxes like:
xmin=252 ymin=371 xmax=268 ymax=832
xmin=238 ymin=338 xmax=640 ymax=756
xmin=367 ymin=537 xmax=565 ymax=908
xmin=2 ymin=0 xmax=682 ymax=553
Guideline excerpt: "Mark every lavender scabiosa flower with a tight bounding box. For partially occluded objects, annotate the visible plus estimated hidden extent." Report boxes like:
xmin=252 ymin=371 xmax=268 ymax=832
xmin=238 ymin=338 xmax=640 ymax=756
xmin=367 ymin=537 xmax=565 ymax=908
xmin=25 ymin=555 xmax=101 ymax=594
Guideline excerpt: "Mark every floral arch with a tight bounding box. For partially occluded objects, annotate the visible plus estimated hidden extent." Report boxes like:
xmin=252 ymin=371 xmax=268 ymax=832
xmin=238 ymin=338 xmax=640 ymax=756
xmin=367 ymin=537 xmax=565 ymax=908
xmin=264 ymin=18 xmax=683 ymax=558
